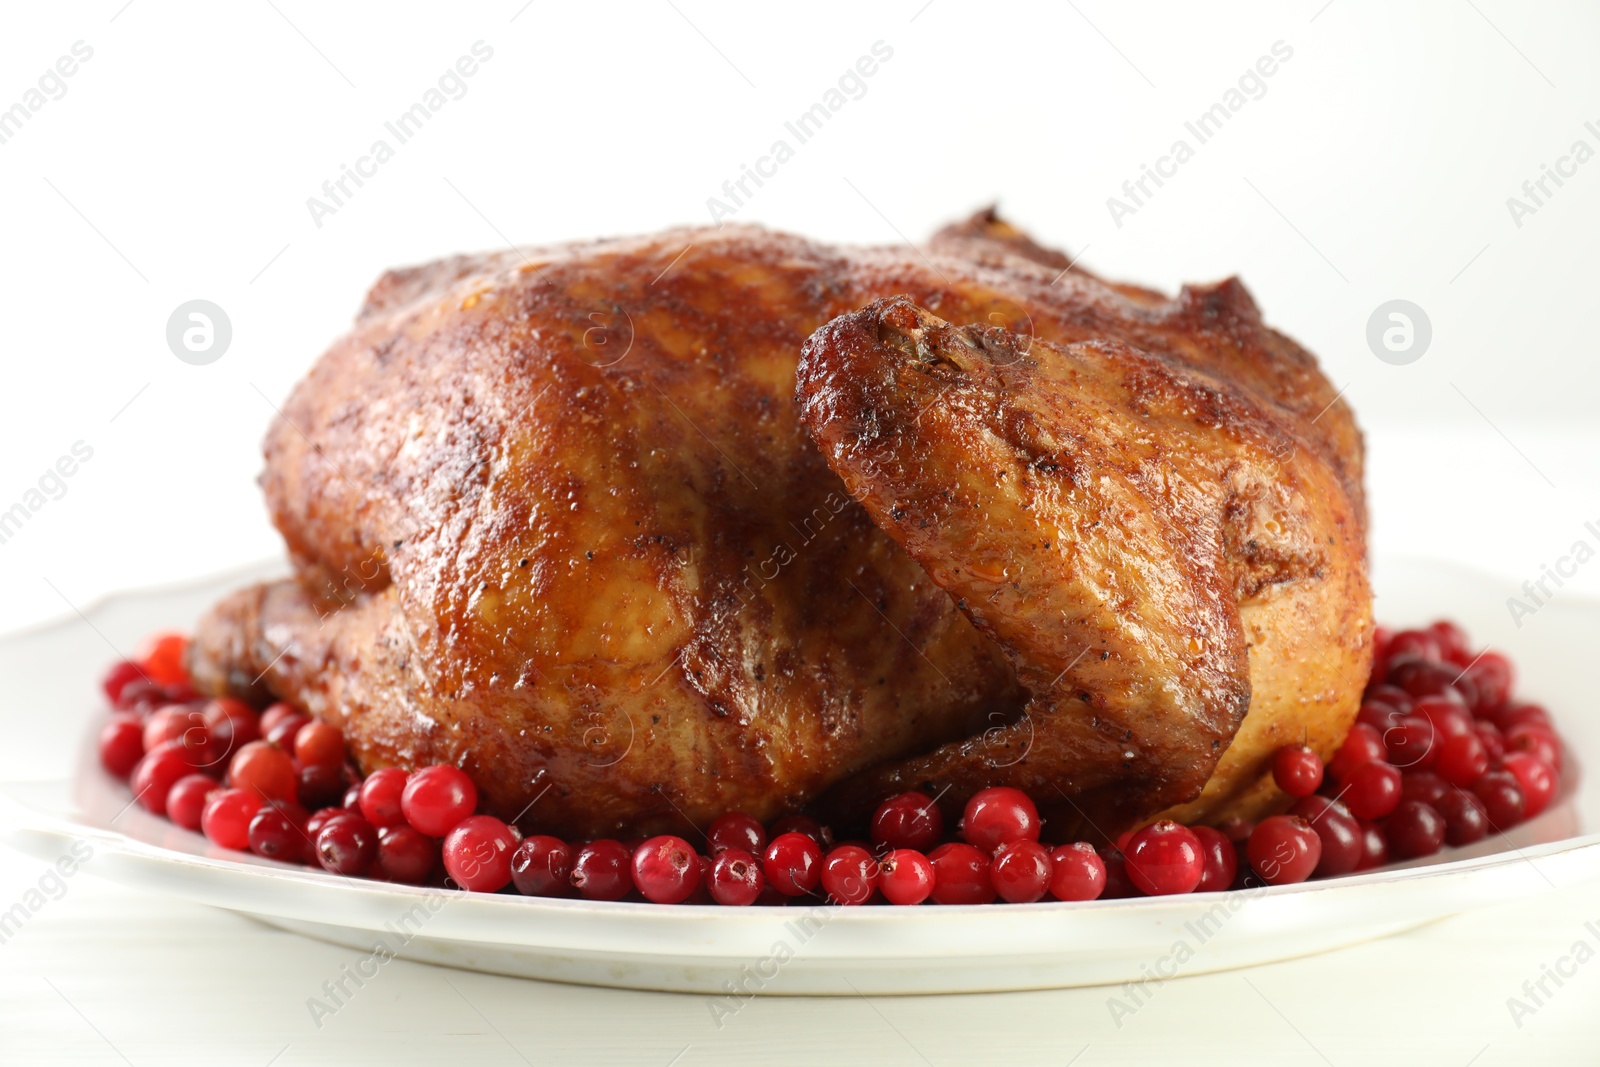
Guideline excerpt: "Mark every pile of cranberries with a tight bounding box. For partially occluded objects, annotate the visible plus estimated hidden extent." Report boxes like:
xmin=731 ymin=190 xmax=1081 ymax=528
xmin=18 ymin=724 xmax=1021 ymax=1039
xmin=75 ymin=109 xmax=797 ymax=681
xmin=97 ymin=619 xmax=1565 ymax=905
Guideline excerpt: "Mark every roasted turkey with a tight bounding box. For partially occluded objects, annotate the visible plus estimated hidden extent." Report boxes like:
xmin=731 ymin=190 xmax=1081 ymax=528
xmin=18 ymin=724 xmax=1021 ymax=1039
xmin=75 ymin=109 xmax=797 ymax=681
xmin=189 ymin=210 xmax=1371 ymax=842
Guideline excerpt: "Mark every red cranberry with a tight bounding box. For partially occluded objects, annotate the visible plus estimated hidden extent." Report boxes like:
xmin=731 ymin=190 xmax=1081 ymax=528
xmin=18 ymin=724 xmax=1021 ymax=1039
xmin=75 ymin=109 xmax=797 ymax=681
xmin=871 ymin=791 xmax=945 ymax=852
xmin=165 ymin=773 xmax=217 ymax=831
xmin=1383 ymin=715 xmax=1437 ymax=770
xmin=961 ymin=787 xmax=1041 ymax=853
xmin=99 ymin=714 xmax=146 ymax=779
xmin=700 ymin=847 xmax=760 ymax=906
xmin=342 ymin=783 xmax=364 ymax=810
xmin=1366 ymin=684 xmax=1414 ymax=716
xmin=358 ymin=767 xmax=409 ymax=829
xmin=1475 ymin=722 xmax=1507 ymax=762
xmin=1247 ymin=816 xmax=1321 ymax=885
xmin=376 ymin=825 xmax=438 ymax=884
xmin=1392 ymin=659 xmax=1458 ymax=699
xmin=1385 ymin=801 xmax=1446 ymax=859
xmin=1188 ymin=826 xmax=1237 ymax=892
xmin=768 ymin=815 xmax=832 ymax=851
xmin=1272 ymin=745 xmax=1324 ymax=798
xmin=305 ymin=806 xmax=349 ymax=839
xmin=1401 ymin=770 xmax=1450 ymax=808
xmin=1048 ymin=842 xmax=1108 ymax=901
xmin=508 ymin=835 xmax=571 ymax=896
xmin=1414 ymin=696 xmax=1473 ymax=742
xmin=258 ymin=702 xmax=300 ymax=736
xmin=570 ymin=840 xmax=632 ymax=900
xmin=1429 ymin=620 xmax=1473 ymax=664
xmin=1124 ymin=820 xmax=1204 ymax=896
xmin=1434 ymin=733 xmax=1489 ymax=788
xmin=1438 ymin=789 xmax=1490 ymax=846
xmin=706 ymin=811 xmax=766 ymax=856
xmin=201 ymin=698 xmax=260 ymax=759
xmin=131 ymin=741 xmax=192 ymax=816
xmin=1217 ymin=817 xmax=1255 ymax=844
xmin=1372 ymin=624 xmax=1394 ymax=664
xmin=1472 ymin=771 xmax=1527 ymax=830
xmin=296 ymin=763 xmax=346 ymax=810
xmin=101 ymin=660 xmax=147 ymax=706
xmin=228 ymin=741 xmax=296 ymax=802
xmin=248 ymin=805 xmax=305 ymax=863
xmin=1386 ymin=629 xmax=1442 ymax=665
xmin=1493 ymin=702 xmax=1551 ymax=733
xmin=1289 ymin=795 xmax=1362 ymax=878
xmin=1355 ymin=821 xmax=1389 ymax=870
xmin=1098 ymin=848 xmax=1136 ymax=898
xmin=990 ymin=840 xmax=1052 ymax=903
xmin=878 ymin=849 xmax=935 ymax=905
xmin=137 ymin=632 xmax=190 ymax=688
xmin=1343 ymin=761 xmax=1402 ymax=820
xmin=201 ymin=787 xmax=263 ymax=850
xmin=1330 ymin=723 xmax=1386 ymax=782
xmin=316 ymin=813 xmax=379 ymax=876
xmin=263 ymin=711 xmax=311 ymax=751
xmin=928 ymin=842 xmax=996 ymax=904
xmin=444 ymin=815 xmax=519 ymax=893
xmin=401 ymin=765 xmax=478 ymax=837
xmin=763 ymin=832 xmax=823 ymax=897
xmin=1501 ymin=753 xmax=1557 ymax=818
xmin=116 ymin=679 xmax=169 ymax=717
xmin=1505 ymin=724 xmax=1562 ymax=773
xmin=629 ymin=835 xmax=700 ymax=904
xmin=294 ymin=721 xmax=345 ymax=769
xmin=821 ymin=845 xmax=879 ymax=905
xmin=1356 ymin=699 xmax=1405 ymax=734
xmin=1463 ymin=652 xmax=1514 ymax=714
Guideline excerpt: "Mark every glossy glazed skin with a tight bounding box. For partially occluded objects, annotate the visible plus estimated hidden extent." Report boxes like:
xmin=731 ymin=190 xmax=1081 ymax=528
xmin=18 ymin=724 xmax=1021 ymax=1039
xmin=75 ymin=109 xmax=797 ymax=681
xmin=189 ymin=211 xmax=1370 ymax=841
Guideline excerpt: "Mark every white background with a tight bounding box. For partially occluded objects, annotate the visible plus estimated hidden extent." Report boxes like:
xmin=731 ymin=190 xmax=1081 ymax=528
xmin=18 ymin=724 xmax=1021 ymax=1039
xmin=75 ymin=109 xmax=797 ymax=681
xmin=1 ymin=1 xmax=1598 ymax=1064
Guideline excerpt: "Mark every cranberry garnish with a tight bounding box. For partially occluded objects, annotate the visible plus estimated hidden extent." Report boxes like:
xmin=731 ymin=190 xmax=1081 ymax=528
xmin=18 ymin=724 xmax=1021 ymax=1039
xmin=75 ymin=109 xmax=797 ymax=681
xmin=1471 ymin=770 xmax=1527 ymax=830
xmin=1098 ymin=847 xmax=1136 ymax=898
xmin=1501 ymin=753 xmax=1557 ymax=818
xmin=1505 ymin=724 xmax=1562 ymax=773
xmin=228 ymin=740 xmax=296 ymax=802
xmin=113 ymin=678 xmax=167 ymax=716
xmin=1386 ymin=629 xmax=1442 ymax=665
xmin=258 ymin=702 xmax=299 ymax=736
xmin=509 ymin=835 xmax=571 ymax=896
xmin=315 ymin=813 xmax=379 ymax=876
xmin=1048 ymin=842 xmax=1108 ymax=901
xmin=878 ymin=849 xmax=935 ymax=905
xmin=871 ymin=791 xmax=945 ymax=852
xmin=1492 ymin=702 xmax=1551 ymax=733
xmin=136 ymin=632 xmax=190 ymax=688
xmin=131 ymin=741 xmax=193 ymax=816
xmin=1329 ymin=723 xmax=1386 ymax=782
xmin=443 ymin=815 xmax=519 ymax=893
xmin=1434 ymin=733 xmax=1489 ymax=787
xmin=305 ymin=806 xmax=349 ymax=839
xmin=377 ymin=825 xmax=439 ymax=884
xmin=763 ymin=831 xmax=823 ymax=897
xmin=1247 ymin=815 xmax=1321 ymax=885
xmin=768 ymin=815 xmax=832 ymax=851
xmin=99 ymin=714 xmax=146 ymax=779
xmin=928 ymin=842 xmax=996 ymax=904
xmin=201 ymin=698 xmax=260 ymax=760
xmin=1385 ymin=800 xmax=1446 ymax=860
xmin=707 ymin=848 xmax=765 ymax=906
xmin=1383 ymin=715 xmax=1437 ymax=770
xmin=990 ymin=840 xmax=1052 ymax=903
xmin=706 ymin=811 xmax=767 ymax=856
xmin=629 ymin=835 xmax=700 ymax=904
xmin=100 ymin=660 xmax=147 ymax=706
xmin=1217 ymin=817 xmax=1255 ymax=844
xmin=263 ymin=711 xmax=311 ymax=750
xmin=248 ymin=805 xmax=305 ymax=864
xmin=165 ymin=773 xmax=218 ymax=831
xmin=1355 ymin=820 xmax=1388 ymax=870
xmin=201 ymin=787 xmax=263 ymax=850
xmin=1437 ymin=789 xmax=1490 ymax=846
xmin=1343 ymin=760 xmax=1402 ymax=820
xmin=401 ymin=765 xmax=478 ymax=837
xmin=358 ymin=767 xmax=410 ymax=829
xmin=1429 ymin=620 xmax=1473 ymax=664
xmin=1356 ymin=699 xmax=1405 ymax=734
xmin=1184 ymin=826 xmax=1235 ymax=892
xmin=1289 ymin=795 xmax=1363 ymax=878
xmin=1463 ymin=652 xmax=1514 ymax=714
xmin=1272 ymin=745 xmax=1325 ymax=798
xmin=342 ymin=782 xmax=364 ymax=810
xmin=1400 ymin=770 xmax=1450 ymax=808
xmin=297 ymin=762 xmax=346 ymax=810
xmin=294 ymin=721 xmax=346 ymax=769
xmin=1366 ymin=684 xmax=1415 ymax=716
xmin=1414 ymin=696 xmax=1473 ymax=742
xmin=821 ymin=845 xmax=880 ymax=905
xmin=1123 ymin=820 xmax=1204 ymax=896
xmin=960 ymin=787 xmax=1041 ymax=853
xmin=570 ymin=840 xmax=633 ymax=901
xmin=143 ymin=705 xmax=210 ymax=764
xmin=1475 ymin=721 xmax=1507 ymax=762
xmin=1392 ymin=659 xmax=1459 ymax=700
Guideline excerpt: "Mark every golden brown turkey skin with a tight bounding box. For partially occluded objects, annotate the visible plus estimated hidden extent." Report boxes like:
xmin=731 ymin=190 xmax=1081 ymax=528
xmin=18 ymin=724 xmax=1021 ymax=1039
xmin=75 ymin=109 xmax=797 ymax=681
xmin=797 ymin=299 xmax=1371 ymax=836
xmin=188 ymin=213 xmax=1368 ymax=840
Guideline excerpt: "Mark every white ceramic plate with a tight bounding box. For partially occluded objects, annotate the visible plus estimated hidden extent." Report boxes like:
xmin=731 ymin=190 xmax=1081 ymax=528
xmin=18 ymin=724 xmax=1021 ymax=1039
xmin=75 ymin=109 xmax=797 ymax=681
xmin=0 ymin=555 xmax=1594 ymax=996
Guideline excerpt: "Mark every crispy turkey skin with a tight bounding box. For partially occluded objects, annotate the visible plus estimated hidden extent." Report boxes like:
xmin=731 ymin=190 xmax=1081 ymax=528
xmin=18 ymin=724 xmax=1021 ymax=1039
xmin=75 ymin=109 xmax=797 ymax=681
xmin=189 ymin=211 xmax=1369 ymax=840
